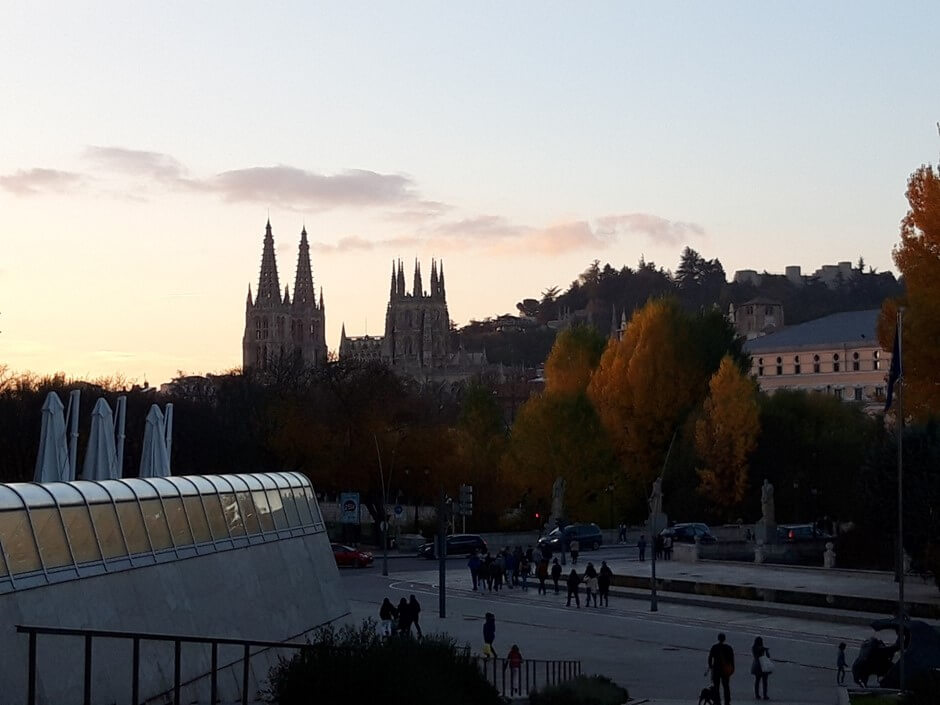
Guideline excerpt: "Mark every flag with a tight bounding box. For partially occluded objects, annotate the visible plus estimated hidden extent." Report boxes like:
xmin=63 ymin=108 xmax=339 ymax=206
xmin=884 ymin=324 xmax=902 ymax=412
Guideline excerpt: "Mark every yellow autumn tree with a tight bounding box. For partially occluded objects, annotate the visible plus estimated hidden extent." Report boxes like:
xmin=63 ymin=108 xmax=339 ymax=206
xmin=544 ymin=324 xmax=608 ymax=396
xmin=878 ymin=164 xmax=940 ymax=420
xmin=695 ymin=356 xmax=760 ymax=514
xmin=587 ymin=298 xmax=704 ymax=511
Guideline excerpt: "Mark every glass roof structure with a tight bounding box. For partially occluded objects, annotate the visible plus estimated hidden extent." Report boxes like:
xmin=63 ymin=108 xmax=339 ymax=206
xmin=0 ymin=472 xmax=324 ymax=593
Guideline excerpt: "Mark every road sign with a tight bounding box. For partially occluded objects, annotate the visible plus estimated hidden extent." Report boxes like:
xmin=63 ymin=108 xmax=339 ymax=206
xmin=339 ymin=492 xmax=360 ymax=524
xmin=458 ymin=484 xmax=473 ymax=516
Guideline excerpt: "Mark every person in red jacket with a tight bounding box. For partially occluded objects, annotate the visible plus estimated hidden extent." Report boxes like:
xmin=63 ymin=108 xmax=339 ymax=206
xmin=506 ymin=644 xmax=523 ymax=695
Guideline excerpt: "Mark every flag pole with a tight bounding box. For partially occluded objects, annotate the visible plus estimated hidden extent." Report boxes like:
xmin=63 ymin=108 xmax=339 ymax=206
xmin=896 ymin=307 xmax=905 ymax=693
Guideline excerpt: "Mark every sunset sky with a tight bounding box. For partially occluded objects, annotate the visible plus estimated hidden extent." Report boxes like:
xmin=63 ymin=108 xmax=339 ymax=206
xmin=2 ymin=2 xmax=938 ymax=384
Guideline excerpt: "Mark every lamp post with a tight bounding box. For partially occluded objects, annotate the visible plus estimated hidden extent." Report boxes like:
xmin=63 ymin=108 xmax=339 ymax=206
xmin=374 ymin=430 xmax=404 ymax=578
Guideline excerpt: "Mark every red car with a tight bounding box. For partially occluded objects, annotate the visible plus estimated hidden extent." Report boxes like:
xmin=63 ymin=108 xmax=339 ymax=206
xmin=331 ymin=543 xmax=374 ymax=568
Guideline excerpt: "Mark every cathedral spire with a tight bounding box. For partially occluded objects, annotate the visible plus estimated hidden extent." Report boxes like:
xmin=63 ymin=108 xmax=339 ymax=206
xmin=246 ymin=284 xmax=253 ymax=307
xmin=439 ymin=260 xmax=446 ymax=300
xmin=413 ymin=258 xmax=423 ymax=297
xmin=256 ymin=219 xmax=282 ymax=306
xmin=292 ymin=225 xmax=315 ymax=307
xmin=397 ymin=259 xmax=406 ymax=297
xmin=390 ymin=260 xmax=397 ymax=298
xmin=283 ymin=285 xmax=290 ymax=305
xmin=319 ymin=287 xmax=324 ymax=311
xmin=340 ymin=322 xmax=346 ymax=343
xmin=430 ymin=259 xmax=439 ymax=297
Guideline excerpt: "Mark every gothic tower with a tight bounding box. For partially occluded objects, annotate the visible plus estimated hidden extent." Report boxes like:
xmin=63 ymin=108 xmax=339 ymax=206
xmin=382 ymin=258 xmax=450 ymax=369
xmin=243 ymin=221 xmax=327 ymax=370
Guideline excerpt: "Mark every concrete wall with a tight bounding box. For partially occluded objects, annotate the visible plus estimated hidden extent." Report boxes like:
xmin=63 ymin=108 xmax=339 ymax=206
xmin=1 ymin=531 xmax=348 ymax=705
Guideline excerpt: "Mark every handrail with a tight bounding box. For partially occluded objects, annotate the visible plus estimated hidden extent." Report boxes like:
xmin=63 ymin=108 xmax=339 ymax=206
xmin=16 ymin=623 xmax=319 ymax=705
xmin=475 ymin=655 xmax=582 ymax=698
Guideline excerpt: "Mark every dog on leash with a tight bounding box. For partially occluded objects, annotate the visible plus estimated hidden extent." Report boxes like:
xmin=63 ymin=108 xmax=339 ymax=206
xmin=698 ymin=683 xmax=719 ymax=705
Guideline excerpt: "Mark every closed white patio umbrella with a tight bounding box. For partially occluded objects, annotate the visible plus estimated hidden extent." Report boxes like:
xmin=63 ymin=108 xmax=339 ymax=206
xmin=139 ymin=404 xmax=170 ymax=478
xmin=34 ymin=391 xmax=72 ymax=482
xmin=83 ymin=398 xmax=119 ymax=480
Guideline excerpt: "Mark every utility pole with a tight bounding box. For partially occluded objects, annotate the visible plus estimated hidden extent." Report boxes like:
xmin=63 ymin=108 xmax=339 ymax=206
xmin=896 ymin=307 xmax=905 ymax=692
xmin=438 ymin=487 xmax=448 ymax=618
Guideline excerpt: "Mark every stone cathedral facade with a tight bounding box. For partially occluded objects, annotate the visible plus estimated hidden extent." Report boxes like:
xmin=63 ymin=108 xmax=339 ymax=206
xmin=242 ymin=220 xmax=327 ymax=370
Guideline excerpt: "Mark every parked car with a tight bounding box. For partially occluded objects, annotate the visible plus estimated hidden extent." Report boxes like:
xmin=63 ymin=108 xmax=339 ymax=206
xmin=537 ymin=523 xmax=603 ymax=554
xmin=418 ymin=534 xmax=488 ymax=559
xmin=776 ymin=524 xmax=832 ymax=542
xmin=660 ymin=523 xmax=717 ymax=545
xmin=331 ymin=543 xmax=374 ymax=568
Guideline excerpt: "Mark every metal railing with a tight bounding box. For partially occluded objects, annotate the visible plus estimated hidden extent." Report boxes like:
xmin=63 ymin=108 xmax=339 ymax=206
xmin=475 ymin=656 xmax=582 ymax=698
xmin=17 ymin=624 xmax=311 ymax=705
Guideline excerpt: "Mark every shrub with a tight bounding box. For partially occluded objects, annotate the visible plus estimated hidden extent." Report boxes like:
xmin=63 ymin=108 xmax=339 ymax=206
xmin=529 ymin=674 xmax=629 ymax=705
xmin=264 ymin=619 xmax=502 ymax=705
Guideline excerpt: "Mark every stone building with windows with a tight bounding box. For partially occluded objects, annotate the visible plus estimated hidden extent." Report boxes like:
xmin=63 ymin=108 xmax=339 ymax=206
xmin=743 ymin=309 xmax=890 ymax=411
xmin=242 ymin=220 xmax=328 ymax=370
xmin=729 ymin=297 xmax=785 ymax=339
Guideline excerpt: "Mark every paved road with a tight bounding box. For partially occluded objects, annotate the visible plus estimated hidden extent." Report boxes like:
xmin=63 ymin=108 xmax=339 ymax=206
xmin=338 ymin=562 xmax=860 ymax=704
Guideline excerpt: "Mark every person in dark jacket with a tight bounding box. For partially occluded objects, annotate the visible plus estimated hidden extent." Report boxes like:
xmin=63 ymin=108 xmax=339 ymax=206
xmin=566 ymin=568 xmax=581 ymax=608
xmin=751 ymin=636 xmax=770 ymax=700
xmin=707 ymin=633 xmax=734 ymax=705
xmin=397 ymin=597 xmax=412 ymax=636
xmin=598 ymin=561 xmax=613 ymax=607
xmin=551 ymin=558 xmax=562 ymax=594
xmin=637 ymin=535 xmax=647 ymax=561
xmin=468 ymin=552 xmax=482 ymax=591
xmin=379 ymin=597 xmax=398 ymax=637
xmin=482 ymin=612 xmax=497 ymax=658
xmin=409 ymin=594 xmax=423 ymax=639
xmin=537 ymin=556 xmax=549 ymax=594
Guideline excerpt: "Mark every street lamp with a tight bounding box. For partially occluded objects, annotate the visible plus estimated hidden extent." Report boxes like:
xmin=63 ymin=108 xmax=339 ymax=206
xmin=374 ymin=429 xmax=405 ymax=577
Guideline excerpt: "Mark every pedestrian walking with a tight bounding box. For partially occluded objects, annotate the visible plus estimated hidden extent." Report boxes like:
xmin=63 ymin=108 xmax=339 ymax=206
xmin=654 ymin=534 xmax=664 ymax=560
xmin=506 ymin=645 xmax=523 ymax=695
xmin=379 ymin=597 xmax=398 ymax=638
xmin=537 ymin=556 xmax=549 ymax=594
xmin=707 ymin=633 xmax=734 ymax=705
xmin=408 ymin=594 xmax=423 ymax=639
xmin=618 ymin=522 xmax=627 ymax=544
xmin=570 ymin=537 xmax=580 ymax=564
xmin=483 ymin=555 xmax=494 ymax=592
xmin=837 ymin=642 xmax=847 ymax=685
xmin=551 ymin=558 xmax=562 ymax=594
xmin=525 ymin=545 xmax=534 ymax=569
xmin=504 ymin=549 xmax=516 ymax=589
xmin=482 ymin=612 xmax=498 ymax=658
xmin=584 ymin=563 xmax=598 ymax=607
xmin=566 ymin=568 xmax=581 ymax=608
xmin=638 ymin=535 xmax=647 ymax=561
xmin=664 ymin=534 xmax=673 ymax=560
xmin=397 ymin=597 xmax=412 ymax=636
xmin=751 ymin=636 xmax=771 ymax=699
xmin=598 ymin=560 xmax=613 ymax=607
xmin=468 ymin=552 xmax=482 ymax=591
xmin=520 ymin=557 xmax=530 ymax=591
xmin=492 ymin=556 xmax=503 ymax=592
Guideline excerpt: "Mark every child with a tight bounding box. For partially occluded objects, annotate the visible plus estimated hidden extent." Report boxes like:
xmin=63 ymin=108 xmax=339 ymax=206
xmin=837 ymin=642 xmax=847 ymax=685
xmin=482 ymin=612 xmax=497 ymax=658
xmin=506 ymin=644 xmax=523 ymax=694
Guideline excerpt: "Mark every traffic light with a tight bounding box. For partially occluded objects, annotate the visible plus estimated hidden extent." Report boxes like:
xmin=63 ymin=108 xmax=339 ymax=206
xmin=534 ymin=512 xmax=540 ymax=520
xmin=458 ymin=484 xmax=473 ymax=516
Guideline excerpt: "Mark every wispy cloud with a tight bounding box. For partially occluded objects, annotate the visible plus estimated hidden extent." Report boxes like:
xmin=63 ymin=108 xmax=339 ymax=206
xmin=209 ymin=166 xmax=416 ymax=210
xmin=84 ymin=146 xmax=186 ymax=183
xmin=0 ymin=168 xmax=83 ymax=196
xmin=595 ymin=213 xmax=704 ymax=246
xmin=311 ymin=235 xmax=421 ymax=253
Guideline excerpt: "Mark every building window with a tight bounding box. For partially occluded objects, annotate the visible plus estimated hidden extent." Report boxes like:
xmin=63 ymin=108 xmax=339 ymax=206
xmin=852 ymin=351 xmax=860 ymax=371
xmin=833 ymin=353 xmax=840 ymax=372
xmin=746 ymin=306 xmax=753 ymax=314
xmin=793 ymin=356 xmax=801 ymax=374
xmin=834 ymin=388 xmax=844 ymax=400
xmin=813 ymin=354 xmax=820 ymax=374
xmin=765 ymin=306 xmax=774 ymax=315
xmin=757 ymin=357 xmax=764 ymax=376
xmin=873 ymin=350 xmax=881 ymax=370
xmin=854 ymin=387 xmax=863 ymax=401
xmin=875 ymin=385 xmax=884 ymax=398
xmin=776 ymin=356 xmax=782 ymax=375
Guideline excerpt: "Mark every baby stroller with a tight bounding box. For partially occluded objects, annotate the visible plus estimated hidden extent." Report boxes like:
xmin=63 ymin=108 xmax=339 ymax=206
xmin=698 ymin=669 xmax=719 ymax=705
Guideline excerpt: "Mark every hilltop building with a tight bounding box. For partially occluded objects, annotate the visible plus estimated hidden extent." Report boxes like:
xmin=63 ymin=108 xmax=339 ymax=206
xmin=743 ymin=309 xmax=890 ymax=412
xmin=729 ymin=298 xmax=785 ymax=340
xmin=732 ymin=261 xmax=856 ymax=289
xmin=242 ymin=220 xmax=327 ymax=370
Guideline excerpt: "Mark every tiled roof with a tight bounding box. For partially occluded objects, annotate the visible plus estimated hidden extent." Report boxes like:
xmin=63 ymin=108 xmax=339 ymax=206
xmin=744 ymin=309 xmax=881 ymax=351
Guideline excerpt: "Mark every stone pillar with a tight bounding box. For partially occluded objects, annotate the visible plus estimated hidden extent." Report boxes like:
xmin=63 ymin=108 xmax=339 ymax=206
xmin=755 ymin=518 xmax=777 ymax=545
xmin=649 ymin=512 xmax=668 ymax=536
xmin=754 ymin=540 xmax=765 ymax=564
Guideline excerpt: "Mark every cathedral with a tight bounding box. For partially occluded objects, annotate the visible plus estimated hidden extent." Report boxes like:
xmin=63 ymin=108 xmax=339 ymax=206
xmin=242 ymin=220 xmax=327 ymax=370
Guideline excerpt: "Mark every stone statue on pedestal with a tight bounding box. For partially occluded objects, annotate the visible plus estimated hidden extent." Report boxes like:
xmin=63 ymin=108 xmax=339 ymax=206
xmin=755 ymin=478 xmax=777 ymax=545
xmin=548 ymin=476 xmax=566 ymax=528
xmin=647 ymin=476 xmax=667 ymax=535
